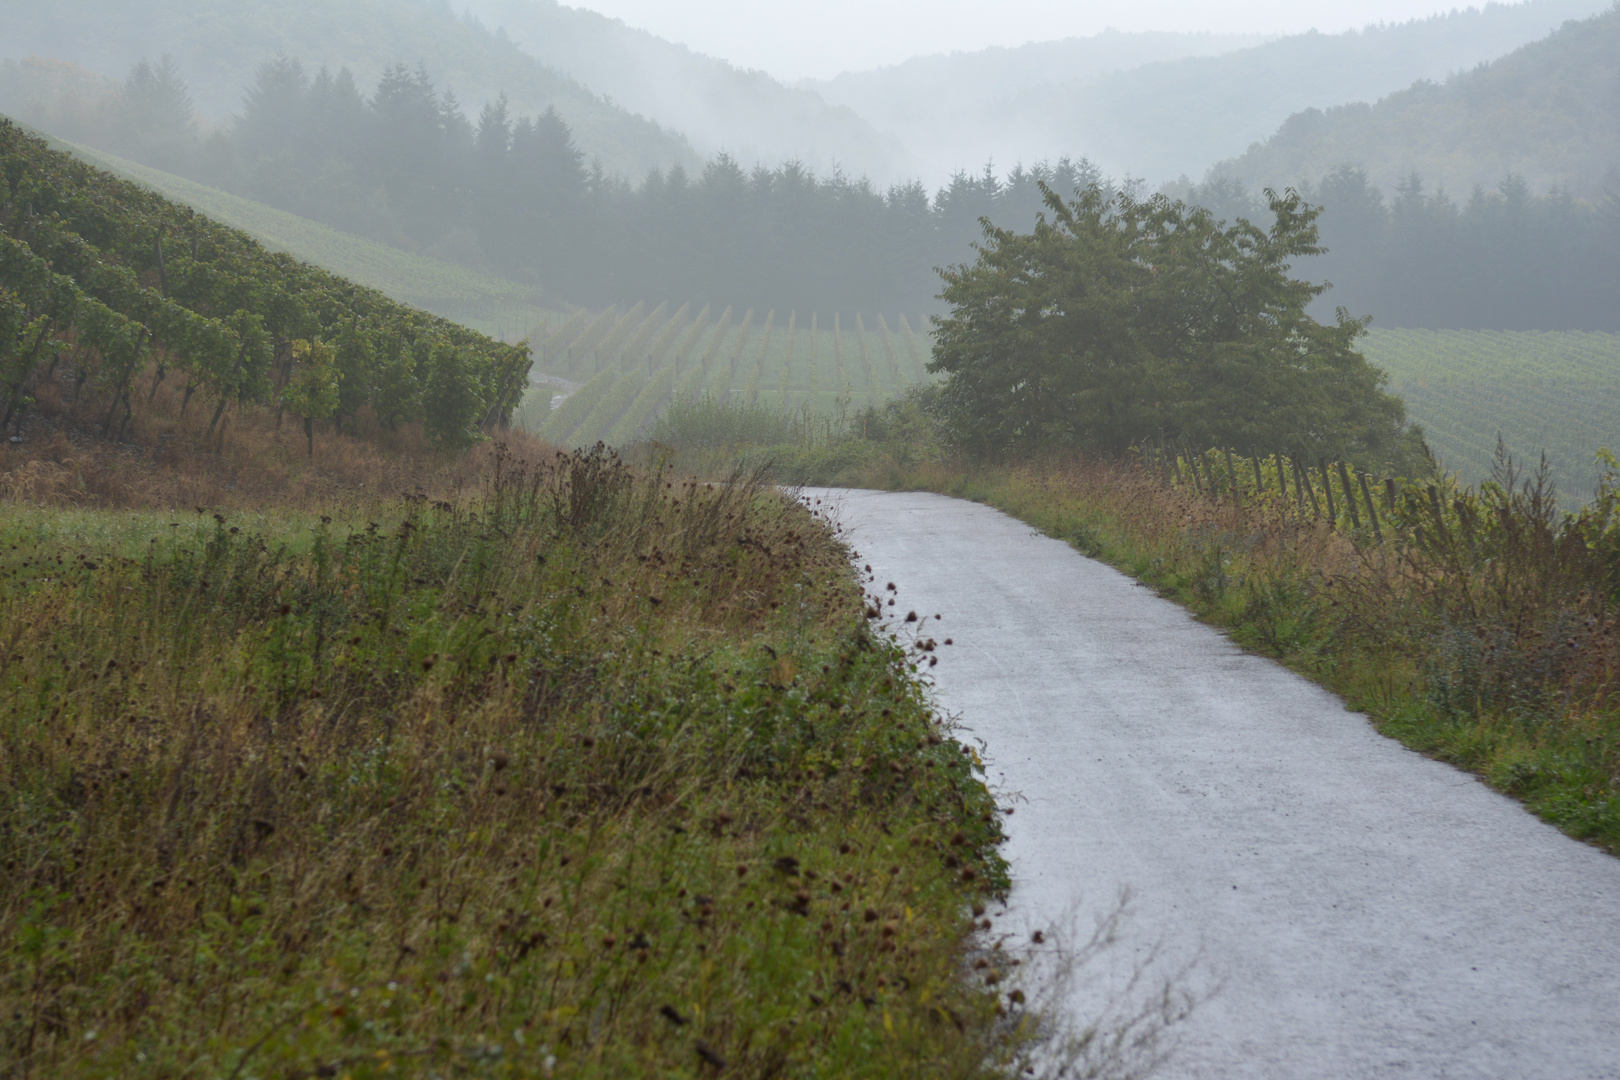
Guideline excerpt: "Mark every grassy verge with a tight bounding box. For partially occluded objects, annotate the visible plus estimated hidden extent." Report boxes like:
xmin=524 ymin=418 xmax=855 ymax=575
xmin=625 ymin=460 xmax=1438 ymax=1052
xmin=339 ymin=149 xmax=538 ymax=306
xmin=0 ymin=445 xmax=1038 ymax=1078
xmin=829 ymin=455 xmax=1620 ymax=856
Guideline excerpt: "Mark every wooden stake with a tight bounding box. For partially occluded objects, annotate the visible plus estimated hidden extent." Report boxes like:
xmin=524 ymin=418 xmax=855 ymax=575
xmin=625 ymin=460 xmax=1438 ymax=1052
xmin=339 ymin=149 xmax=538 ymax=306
xmin=1337 ymin=460 xmax=1361 ymax=529
xmin=1358 ymin=469 xmax=1383 ymax=541
xmin=1295 ymin=456 xmax=1319 ymax=517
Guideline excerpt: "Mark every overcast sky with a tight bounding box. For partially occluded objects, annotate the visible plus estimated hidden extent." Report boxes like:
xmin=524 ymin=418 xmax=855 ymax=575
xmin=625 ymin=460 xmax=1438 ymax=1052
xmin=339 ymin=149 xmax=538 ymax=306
xmin=560 ymin=0 xmax=1513 ymax=80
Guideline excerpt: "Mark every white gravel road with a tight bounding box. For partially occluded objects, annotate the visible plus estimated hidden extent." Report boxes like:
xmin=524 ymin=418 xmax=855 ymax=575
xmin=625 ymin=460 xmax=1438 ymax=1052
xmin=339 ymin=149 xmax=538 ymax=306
xmin=808 ymin=488 xmax=1620 ymax=1080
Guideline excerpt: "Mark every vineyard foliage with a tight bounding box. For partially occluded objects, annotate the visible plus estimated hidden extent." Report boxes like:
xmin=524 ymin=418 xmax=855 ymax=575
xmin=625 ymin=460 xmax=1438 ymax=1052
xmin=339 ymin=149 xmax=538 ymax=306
xmin=0 ymin=120 xmax=532 ymax=449
xmin=530 ymin=303 xmax=937 ymax=449
xmin=1359 ymin=328 xmax=1620 ymax=502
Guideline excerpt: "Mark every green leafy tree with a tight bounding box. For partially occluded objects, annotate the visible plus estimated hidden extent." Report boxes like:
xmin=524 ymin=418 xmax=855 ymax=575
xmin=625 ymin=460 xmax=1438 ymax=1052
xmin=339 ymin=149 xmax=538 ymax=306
xmin=930 ymin=182 xmax=1421 ymax=466
xmin=282 ymin=337 xmax=340 ymax=456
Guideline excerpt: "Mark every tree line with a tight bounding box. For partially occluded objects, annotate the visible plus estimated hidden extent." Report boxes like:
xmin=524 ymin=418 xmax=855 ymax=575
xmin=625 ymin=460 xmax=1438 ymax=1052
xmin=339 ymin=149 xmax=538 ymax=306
xmin=0 ymin=55 xmax=1150 ymax=317
xmin=16 ymin=53 xmax=1619 ymax=330
xmin=1174 ymin=167 xmax=1620 ymax=331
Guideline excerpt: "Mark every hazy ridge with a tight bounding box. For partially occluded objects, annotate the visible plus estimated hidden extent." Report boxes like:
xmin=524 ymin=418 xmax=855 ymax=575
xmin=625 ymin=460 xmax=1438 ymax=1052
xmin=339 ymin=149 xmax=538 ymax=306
xmin=1216 ymin=3 xmax=1620 ymax=196
xmin=458 ymin=0 xmax=905 ymax=180
xmin=0 ymin=0 xmax=699 ymax=179
xmin=808 ymin=0 xmax=1612 ymax=184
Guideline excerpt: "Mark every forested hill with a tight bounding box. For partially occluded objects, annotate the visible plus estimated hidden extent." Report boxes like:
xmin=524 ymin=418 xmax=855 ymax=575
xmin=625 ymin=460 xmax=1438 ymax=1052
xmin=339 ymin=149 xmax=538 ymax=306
xmin=457 ymin=0 xmax=902 ymax=181
xmin=0 ymin=0 xmax=697 ymax=180
xmin=1217 ymin=3 xmax=1620 ymax=197
xmin=810 ymin=0 xmax=1611 ymax=186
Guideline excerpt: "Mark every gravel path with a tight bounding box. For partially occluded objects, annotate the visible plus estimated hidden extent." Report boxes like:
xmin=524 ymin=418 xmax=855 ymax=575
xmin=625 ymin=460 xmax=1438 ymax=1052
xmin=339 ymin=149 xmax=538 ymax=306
xmin=807 ymin=488 xmax=1620 ymax=1080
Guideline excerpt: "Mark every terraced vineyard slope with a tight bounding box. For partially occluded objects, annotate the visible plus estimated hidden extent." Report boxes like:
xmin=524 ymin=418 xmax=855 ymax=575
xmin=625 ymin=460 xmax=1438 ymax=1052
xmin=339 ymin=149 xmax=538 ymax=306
xmin=0 ymin=120 xmax=532 ymax=459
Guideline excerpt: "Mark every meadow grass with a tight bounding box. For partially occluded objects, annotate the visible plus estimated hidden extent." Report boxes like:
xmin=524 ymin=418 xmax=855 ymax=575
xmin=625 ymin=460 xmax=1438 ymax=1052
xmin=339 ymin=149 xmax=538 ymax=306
xmin=0 ymin=443 xmax=1066 ymax=1079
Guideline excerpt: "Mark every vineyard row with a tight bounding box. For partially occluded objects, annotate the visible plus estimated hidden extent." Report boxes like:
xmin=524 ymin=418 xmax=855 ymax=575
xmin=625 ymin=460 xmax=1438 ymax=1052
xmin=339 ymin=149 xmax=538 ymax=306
xmin=524 ymin=303 xmax=939 ymax=448
xmin=0 ymin=121 xmax=531 ymax=452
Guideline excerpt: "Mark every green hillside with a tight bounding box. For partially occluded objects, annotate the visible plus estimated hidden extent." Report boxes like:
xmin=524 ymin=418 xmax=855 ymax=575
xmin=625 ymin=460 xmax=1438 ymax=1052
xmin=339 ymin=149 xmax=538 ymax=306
xmin=1 ymin=0 xmax=698 ymax=179
xmin=1043 ymin=0 xmax=1612 ymax=184
xmin=1220 ymin=4 xmax=1620 ymax=196
xmin=1360 ymin=328 xmax=1620 ymax=502
xmin=55 ymin=136 xmax=562 ymax=340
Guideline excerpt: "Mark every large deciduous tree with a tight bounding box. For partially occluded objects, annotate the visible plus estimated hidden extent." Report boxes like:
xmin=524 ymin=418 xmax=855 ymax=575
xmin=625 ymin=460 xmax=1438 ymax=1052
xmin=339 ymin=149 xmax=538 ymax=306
xmin=929 ymin=182 xmax=1421 ymax=466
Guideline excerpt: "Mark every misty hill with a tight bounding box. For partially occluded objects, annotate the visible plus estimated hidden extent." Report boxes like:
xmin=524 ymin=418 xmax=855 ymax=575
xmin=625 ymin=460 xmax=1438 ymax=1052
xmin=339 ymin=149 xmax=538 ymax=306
xmin=1216 ymin=4 xmax=1620 ymax=197
xmin=0 ymin=0 xmax=697 ymax=179
xmin=806 ymin=29 xmax=1268 ymax=179
xmin=458 ymin=0 xmax=903 ymax=179
xmin=812 ymin=0 xmax=1610 ymax=184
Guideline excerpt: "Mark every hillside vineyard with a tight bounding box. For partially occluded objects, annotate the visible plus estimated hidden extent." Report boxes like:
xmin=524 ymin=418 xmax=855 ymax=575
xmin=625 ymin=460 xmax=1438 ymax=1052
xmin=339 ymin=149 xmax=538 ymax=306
xmin=526 ymin=304 xmax=935 ymax=447
xmin=0 ymin=121 xmax=532 ymax=449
